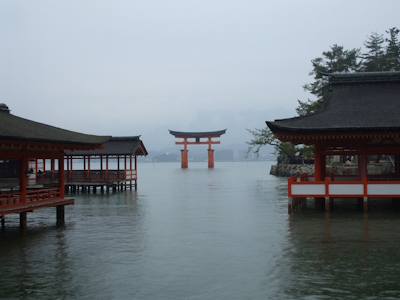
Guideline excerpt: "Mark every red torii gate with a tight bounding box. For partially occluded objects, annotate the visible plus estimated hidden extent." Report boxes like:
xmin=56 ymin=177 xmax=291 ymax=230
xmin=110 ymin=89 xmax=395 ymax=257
xmin=169 ymin=130 xmax=227 ymax=168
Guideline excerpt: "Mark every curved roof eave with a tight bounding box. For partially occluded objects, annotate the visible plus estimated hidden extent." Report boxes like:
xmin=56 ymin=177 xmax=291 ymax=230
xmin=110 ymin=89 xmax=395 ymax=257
xmin=0 ymin=111 xmax=111 ymax=148
xmin=169 ymin=129 xmax=227 ymax=138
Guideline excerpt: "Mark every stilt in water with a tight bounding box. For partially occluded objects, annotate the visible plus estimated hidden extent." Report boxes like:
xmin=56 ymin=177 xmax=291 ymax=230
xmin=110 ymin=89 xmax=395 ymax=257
xmin=357 ymin=198 xmax=363 ymax=211
xmin=20 ymin=212 xmax=27 ymax=230
xmin=56 ymin=205 xmax=65 ymax=226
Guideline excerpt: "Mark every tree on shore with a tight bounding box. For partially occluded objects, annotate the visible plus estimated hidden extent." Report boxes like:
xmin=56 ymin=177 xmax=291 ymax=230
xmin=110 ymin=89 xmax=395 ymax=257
xmin=246 ymin=28 xmax=400 ymax=159
xmin=246 ymin=127 xmax=297 ymax=158
xmin=362 ymin=31 xmax=385 ymax=71
xmin=385 ymin=27 xmax=400 ymax=71
xmin=297 ymin=44 xmax=361 ymax=116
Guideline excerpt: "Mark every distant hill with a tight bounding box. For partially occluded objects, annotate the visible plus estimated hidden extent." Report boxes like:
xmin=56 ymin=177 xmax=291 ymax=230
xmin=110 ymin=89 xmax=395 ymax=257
xmin=152 ymin=153 xmax=179 ymax=162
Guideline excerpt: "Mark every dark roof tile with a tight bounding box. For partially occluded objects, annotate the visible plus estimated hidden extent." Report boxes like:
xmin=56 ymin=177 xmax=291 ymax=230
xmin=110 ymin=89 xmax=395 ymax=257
xmin=65 ymin=136 xmax=148 ymax=156
xmin=0 ymin=110 xmax=110 ymax=146
xmin=267 ymin=72 xmax=400 ymax=134
xmin=169 ymin=129 xmax=227 ymax=138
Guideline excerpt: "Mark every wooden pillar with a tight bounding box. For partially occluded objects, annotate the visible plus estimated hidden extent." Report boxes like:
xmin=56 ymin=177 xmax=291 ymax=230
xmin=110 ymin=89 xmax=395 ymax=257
xmin=314 ymin=144 xmax=326 ymax=181
xmin=66 ymin=156 xmax=69 ymax=182
xmin=87 ymin=156 xmax=91 ymax=181
xmin=83 ymin=156 xmax=86 ymax=180
xmin=314 ymin=145 xmax=325 ymax=211
xmin=395 ymin=155 xmax=400 ymax=178
xmin=69 ymin=157 xmax=73 ymax=180
xmin=35 ymin=159 xmax=38 ymax=184
xmin=358 ymin=149 xmax=367 ymax=181
xmin=288 ymin=197 xmax=293 ymax=214
xmin=363 ymin=197 xmax=368 ymax=212
xmin=51 ymin=158 xmax=55 ymax=181
xmin=135 ymin=155 xmax=137 ymax=190
xmin=393 ymin=155 xmax=400 ymax=210
xmin=325 ymin=197 xmax=330 ymax=212
xmin=181 ymin=138 xmax=188 ymax=168
xmin=129 ymin=155 xmax=132 ymax=189
xmin=58 ymin=153 xmax=65 ymax=198
xmin=100 ymin=156 xmax=103 ymax=180
xmin=181 ymin=150 xmax=188 ymax=168
xmin=357 ymin=198 xmax=363 ymax=211
xmin=106 ymin=155 xmax=109 ymax=181
xmin=20 ymin=212 xmax=27 ymax=230
xmin=130 ymin=155 xmax=133 ymax=173
xmin=56 ymin=205 xmax=65 ymax=226
xmin=124 ymin=155 xmax=127 ymax=189
xmin=117 ymin=155 xmax=120 ymax=174
xmin=19 ymin=151 xmax=27 ymax=205
xmin=1 ymin=216 xmax=5 ymax=228
xmin=208 ymin=138 xmax=214 ymax=168
xmin=208 ymin=149 xmax=214 ymax=168
xmin=314 ymin=197 xmax=325 ymax=211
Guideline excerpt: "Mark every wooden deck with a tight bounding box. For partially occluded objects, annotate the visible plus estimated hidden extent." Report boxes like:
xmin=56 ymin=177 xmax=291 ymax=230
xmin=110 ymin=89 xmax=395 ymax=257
xmin=0 ymin=186 xmax=74 ymax=216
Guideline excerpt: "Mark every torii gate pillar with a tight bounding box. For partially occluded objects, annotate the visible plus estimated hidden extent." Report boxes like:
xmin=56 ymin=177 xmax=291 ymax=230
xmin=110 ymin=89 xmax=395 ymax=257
xmin=208 ymin=149 xmax=214 ymax=168
xmin=169 ymin=130 xmax=227 ymax=169
xmin=181 ymin=150 xmax=188 ymax=168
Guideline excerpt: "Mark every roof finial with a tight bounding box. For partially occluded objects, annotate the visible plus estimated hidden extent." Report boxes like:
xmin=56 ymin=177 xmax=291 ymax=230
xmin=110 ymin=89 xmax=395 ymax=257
xmin=0 ymin=103 xmax=10 ymax=113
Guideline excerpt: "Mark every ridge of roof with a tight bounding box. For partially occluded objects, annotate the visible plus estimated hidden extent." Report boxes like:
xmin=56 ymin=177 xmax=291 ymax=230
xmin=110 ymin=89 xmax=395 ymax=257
xmin=110 ymin=136 xmax=141 ymax=141
xmin=267 ymin=71 xmax=400 ymax=135
xmin=65 ymin=136 xmax=148 ymax=156
xmin=169 ymin=129 xmax=227 ymax=137
xmin=0 ymin=111 xmax=111 ymax=146
xmin=320 ymin=71 xmax=400 ymax=84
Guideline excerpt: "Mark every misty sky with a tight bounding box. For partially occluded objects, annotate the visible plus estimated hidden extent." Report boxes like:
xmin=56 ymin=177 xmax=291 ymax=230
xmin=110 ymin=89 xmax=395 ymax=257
xmin=1 ymin=1 xmax=399 ymax=151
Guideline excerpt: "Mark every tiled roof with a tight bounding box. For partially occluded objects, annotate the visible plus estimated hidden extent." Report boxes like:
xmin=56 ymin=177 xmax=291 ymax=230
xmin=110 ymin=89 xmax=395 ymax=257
xmin=65 ymin=136 xmax=148 ymax=156
xmin=0 ymin=108 xmax=110 ymax=146
xmin=267 ymin=71 xmax=400 ymax=134
xmin=169 ymin=129 xmax=227 ymax=138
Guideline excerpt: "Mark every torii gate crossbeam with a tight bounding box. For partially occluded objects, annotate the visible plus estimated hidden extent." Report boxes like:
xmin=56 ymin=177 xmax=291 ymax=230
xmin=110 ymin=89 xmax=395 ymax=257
xmin=169 ymin=129 xmax=227 ymax=168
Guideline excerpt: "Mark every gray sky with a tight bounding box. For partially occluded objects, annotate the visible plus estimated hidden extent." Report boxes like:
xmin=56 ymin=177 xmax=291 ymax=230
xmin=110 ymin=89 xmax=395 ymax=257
xmin=1 ymin=1 xmax=399 ymax=151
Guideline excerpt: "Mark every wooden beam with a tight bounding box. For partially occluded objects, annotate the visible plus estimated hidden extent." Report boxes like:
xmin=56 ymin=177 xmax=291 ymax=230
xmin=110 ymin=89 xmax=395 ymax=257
xmin=176 ymin=141 xmax=221 ymax=145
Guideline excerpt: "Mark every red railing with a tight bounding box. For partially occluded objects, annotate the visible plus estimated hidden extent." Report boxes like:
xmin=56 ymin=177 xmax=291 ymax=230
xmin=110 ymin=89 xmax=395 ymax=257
xmin=288 ymin=175 xmax=400 ymax=198
xmin=65 ymin=170 xmax=136 ymax=182
xmin=0 ymin=192 xmax=22 ymax=209
xmin=125 ymin=170 xmax=137 ymax=180
xmin=0 ymin=188 xmax=62 ymax=210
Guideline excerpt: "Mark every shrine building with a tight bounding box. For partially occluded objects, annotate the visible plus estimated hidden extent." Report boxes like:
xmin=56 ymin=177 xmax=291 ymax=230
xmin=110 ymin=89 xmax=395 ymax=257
xmin=0 ymin=104 xmax=110 ymax=229
xmin=266 ymin=71 xmax=400 ymax=213
xmin=64 ymin=136 xmax=148 ymax=192
xmin=169 ymin=130 xmax=227 ymax=168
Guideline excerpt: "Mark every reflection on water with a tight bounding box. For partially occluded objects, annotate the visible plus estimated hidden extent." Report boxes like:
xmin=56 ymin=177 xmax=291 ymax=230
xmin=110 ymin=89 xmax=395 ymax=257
xmin=0 ymin=190 xmax=148 ymax=299
xmin=280 ymin=212 xmax=400 ymax=299
xmin=1 ymin=162 xmax=400 ymax=299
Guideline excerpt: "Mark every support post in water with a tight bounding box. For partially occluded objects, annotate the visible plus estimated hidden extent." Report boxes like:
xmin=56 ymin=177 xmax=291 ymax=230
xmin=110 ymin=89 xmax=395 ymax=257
xmin=20 ymin=212 xmax=27 ymax=230
xmin=57 ymin=205 xmax=65 ymax=226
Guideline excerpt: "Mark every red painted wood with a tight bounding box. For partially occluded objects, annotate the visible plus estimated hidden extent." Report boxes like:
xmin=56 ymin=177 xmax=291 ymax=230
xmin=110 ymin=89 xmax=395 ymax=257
xmin=59 ymin=153 xmax=65 ymax=198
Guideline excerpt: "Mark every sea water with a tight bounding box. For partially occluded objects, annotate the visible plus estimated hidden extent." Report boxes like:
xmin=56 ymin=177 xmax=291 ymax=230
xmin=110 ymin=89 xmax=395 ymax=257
xmin=1 ymin=161 xmax=400 ymax=299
